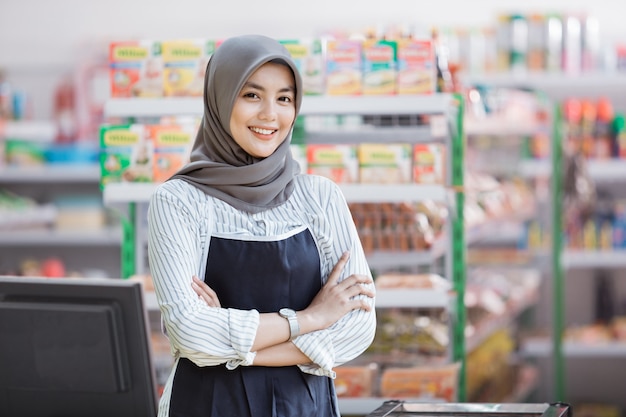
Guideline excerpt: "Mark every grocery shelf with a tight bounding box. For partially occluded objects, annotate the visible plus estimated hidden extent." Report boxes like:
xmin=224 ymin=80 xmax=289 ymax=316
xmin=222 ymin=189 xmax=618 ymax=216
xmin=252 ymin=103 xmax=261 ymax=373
xmin=103 ymin=182 xmax=449 ymax=205
xmin=462 ymin=72 xmax=626 ymax=91
xmin=0 ymin=164 xmax=100 ymax=183
xmin=0 ymin=226 xmax=122 ymax=246
xmin=0 ymin=120 xmax=57 ymax=141
xmin=104 ymin=95 xmax=455 ymax=119
xmin=304 ymin=126 xmax=437 ymax=145
xmin=465 ymin=117 xmax=544 ymax=137
xmin=522 ymin=338 xmax=626 ymax=358
xmin=520 ymin=159 xmax=626 ymax=182
xmin=562 ymin=249 xmax=626 ymax=269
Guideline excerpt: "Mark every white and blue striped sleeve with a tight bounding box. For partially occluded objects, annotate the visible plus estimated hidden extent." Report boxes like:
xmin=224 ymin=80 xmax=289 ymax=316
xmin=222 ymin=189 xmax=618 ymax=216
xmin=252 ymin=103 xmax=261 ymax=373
xmin=292 ymin=178 xmax=377 ymax=378
xmin=147 ymin=180 xmax=260 ymax=369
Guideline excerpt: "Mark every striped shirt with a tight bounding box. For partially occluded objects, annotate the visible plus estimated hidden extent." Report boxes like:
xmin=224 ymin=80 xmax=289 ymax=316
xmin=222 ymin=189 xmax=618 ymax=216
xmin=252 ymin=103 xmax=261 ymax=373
xmin=147 ymin=175 xmax=376 ymax=379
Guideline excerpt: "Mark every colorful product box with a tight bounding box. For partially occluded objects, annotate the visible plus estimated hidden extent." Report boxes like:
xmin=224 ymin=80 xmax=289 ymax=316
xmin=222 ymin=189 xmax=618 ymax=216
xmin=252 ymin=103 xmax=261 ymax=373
xmin=325 ymin=39 xmax=362 ymax=96
xmin=149 ymin=123 xmax=196 ymax=183
xmin=99 ymin=124 xmax=153 ymax=188
xmin=396 ymin=38 xmax=436 ymax=95
xmin=413 ymin=143 xmax=445 ymax=184
xmin=280 ymin=39 xmax=325 ymax=95
xmin=307 ymin=144 xmax=358 ymax=183
xmin=109 ymin=40 xmax=163 ymax=98
xmin=358 ymin=143 xmax=412 ymax=183
xmin=362 ymin=39 xmax=397 ymax=95
xmin=162 ymin=39 xmax=217 ymax=97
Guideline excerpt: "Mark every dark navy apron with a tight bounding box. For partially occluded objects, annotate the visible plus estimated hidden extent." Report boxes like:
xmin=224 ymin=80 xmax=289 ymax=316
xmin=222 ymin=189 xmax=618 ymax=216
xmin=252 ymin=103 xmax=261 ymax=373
xmin=168 ymin=229 xmax=340 ymax=417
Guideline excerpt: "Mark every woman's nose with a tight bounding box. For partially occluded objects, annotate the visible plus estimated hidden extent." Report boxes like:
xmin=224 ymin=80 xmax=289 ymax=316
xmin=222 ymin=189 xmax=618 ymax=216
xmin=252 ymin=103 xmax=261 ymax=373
xmin=258 ymin=101 xmax=277 ymax=120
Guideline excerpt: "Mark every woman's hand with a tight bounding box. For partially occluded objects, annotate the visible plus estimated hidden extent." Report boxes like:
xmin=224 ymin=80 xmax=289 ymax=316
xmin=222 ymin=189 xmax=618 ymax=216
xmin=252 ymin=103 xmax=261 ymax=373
xmin=191 ymin=275 xmax=221 ymax=308
xmin=299 ymin=251 xmax=374 ymax=333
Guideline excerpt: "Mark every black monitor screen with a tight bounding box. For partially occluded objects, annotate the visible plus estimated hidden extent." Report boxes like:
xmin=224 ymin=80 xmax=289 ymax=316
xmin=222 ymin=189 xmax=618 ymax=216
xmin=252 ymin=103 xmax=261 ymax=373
xmin=0 ymin=276 xmax=158 ymax=417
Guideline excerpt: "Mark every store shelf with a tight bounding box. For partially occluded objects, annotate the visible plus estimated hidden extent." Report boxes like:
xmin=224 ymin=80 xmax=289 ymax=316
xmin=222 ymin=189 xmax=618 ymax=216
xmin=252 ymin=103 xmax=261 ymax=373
xmin=462 ymin=72 xmax=626 ymax=91
xmin=103 ymin=182 xmax=450 ymax=205
xmin=0 ymin=226 xmax=122 ymax=246
xmin=522 ymin=338 xmax=626 ymax=358
xmin=104 ymin=95 xmax=455 ymax=118
xmin=0 ymin=164 xmax=100 ymax=183
xmin=0 ymin=120 xmax=57 ymax=141
xmin=520 ymin=159 xmax=626 ymax=182
xmin=304 ymin=126 xmax=437 ymax=145
xmin=465 ymin=117 xmax=544 ymax=137
xmin=562 ymin=249 xmax=626 ymax=269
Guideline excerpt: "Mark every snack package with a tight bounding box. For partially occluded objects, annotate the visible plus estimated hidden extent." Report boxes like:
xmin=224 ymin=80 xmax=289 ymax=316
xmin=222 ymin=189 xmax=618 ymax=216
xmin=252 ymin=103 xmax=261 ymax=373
xmin=380 ymin=362 xmax=460 ymax=401
xmin=100 ymin=124 xmax=153 ymax=188
xmin=396 ymin=38 xmax=436 ymax=95
xmin=162 ymin=39 xmax=217 ymax=97
xmin=362 ymin=39 xmax=397 ymax=95
xmin=109 ymin=40 xmax=163 ymax=98
xmin=149 ymin=122 xmax=196 ymax=183
xmin=333 ymin=364 xmax=378 ymax=397
xmin=307 ymin=144 xmax=358 ymax=183
xmin=325 ymin=39 xmax=362 ymax=95
xmin=413 ymin=143 xmax=445 ymax=184
xmin=280 ymin=38 xmax=325 ymax=95
xmin=358 ymin=143 xmax=412 ymax=183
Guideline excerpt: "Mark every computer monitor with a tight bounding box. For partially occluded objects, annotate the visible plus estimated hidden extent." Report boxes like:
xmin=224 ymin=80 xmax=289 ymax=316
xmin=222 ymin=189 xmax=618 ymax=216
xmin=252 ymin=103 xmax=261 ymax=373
xmin=0 ymin=276 xmax=158 ymax=417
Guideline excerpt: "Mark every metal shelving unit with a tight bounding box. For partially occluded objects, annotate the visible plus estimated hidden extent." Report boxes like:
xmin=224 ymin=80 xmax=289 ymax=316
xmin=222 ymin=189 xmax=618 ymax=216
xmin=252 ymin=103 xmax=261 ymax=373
xmin=102 ymin=93 xmax=468 ymax=412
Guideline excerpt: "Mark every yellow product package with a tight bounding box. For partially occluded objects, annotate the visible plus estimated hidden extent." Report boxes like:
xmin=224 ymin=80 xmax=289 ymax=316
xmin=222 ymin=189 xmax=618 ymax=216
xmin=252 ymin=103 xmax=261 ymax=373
xmin=109 ymin=40 xmax=163 ymax=98
xmin=280 ymin=38 xmax=325 ymax=95
xmin=325 ymin=39 xmax=362 ymax=96
xmin=358 ymin=143 xmax=412 ymax=183
xmin=99 ymin=124 xmax=153 ymax=188
xmin=396 ymin=38 xmax=436 ymax=95
xmin=162 ymin=39 xmax=217 ymax=97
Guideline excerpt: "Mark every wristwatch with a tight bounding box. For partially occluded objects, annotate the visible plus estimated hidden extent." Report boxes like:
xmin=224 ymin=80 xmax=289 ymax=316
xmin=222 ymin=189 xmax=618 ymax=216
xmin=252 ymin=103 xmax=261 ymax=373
xmin=278 ymin=308 xmax=300 ymax=341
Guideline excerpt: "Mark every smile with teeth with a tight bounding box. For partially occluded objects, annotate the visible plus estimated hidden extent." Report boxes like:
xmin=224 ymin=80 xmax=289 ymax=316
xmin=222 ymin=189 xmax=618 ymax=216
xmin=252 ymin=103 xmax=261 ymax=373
xmin=250 ymin=126 xmax=277 ymax=135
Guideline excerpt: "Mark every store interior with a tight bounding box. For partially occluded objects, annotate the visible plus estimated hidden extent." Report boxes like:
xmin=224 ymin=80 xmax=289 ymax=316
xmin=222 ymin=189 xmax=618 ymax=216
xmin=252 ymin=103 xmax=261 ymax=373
xmin=1 ymin=1 xmax=626 ymax=416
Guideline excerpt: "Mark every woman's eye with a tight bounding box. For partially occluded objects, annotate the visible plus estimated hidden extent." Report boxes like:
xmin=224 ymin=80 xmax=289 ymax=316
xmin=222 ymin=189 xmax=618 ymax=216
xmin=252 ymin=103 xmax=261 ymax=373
xmin=279 ymin=96 xmax=293 ymax=103
xmin=243 ymin=92 xmax=259 ymax=99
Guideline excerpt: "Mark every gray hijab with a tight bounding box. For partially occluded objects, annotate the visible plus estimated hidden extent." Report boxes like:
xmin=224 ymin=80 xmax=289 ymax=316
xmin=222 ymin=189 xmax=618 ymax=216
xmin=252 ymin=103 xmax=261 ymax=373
xmin=170 ymin=34 xmax=303 ymax=213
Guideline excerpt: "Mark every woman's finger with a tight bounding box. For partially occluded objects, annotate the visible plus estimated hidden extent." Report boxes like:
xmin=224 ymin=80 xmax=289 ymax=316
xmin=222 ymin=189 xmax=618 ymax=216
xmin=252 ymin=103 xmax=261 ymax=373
xmin=326 ymin=251 xmax=350 ymax=286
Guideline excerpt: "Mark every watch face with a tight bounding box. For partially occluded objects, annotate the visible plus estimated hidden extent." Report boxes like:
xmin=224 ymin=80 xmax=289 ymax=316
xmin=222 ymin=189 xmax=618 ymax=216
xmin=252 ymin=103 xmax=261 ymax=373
xmin=279 ymin=308 xmax=295 ymax=317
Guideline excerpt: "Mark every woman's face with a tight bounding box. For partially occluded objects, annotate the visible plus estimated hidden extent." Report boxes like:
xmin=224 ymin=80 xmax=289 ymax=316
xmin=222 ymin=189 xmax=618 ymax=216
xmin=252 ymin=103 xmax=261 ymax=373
xmin=230 ymin=62 xmax=296 ymax=158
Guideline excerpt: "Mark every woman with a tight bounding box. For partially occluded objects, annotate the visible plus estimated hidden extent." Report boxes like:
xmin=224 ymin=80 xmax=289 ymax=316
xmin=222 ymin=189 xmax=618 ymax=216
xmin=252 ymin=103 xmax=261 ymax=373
xmin=147 ymin=34 xmax=376 ymax=417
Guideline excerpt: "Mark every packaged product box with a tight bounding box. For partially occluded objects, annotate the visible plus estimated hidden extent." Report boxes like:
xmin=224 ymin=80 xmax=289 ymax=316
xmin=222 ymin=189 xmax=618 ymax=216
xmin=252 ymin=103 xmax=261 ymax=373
xmin=325 ymin=39 xmax=362 ymax=96
xmin=280 ymin=39 xmax=325 ymax=95
xmin=99 ymin=124 xmax=153 ymax=188
xmin=109 ymin=40 xmax=163 ymax=98
xmin=162 ymin=39 xmax=217 ymax=97
xmin=362 ymin=39 xmax=397 ymax=95
xmin=413 ymin=143 xmax=445 ymax=184
xmin=396 ymin=38 xmax=436 ymax=95
xmin=307 ymin=144 xmax=358 ymax=183
xmin=333 ymin=364 xmax=378 ymax=397
xmin=380 ymin=363 xmax=460 ymax=401
xmin=358 ymin=143 xmax=412 ymax=183
xmin=149 ymin=123 xmax=196 ymax=183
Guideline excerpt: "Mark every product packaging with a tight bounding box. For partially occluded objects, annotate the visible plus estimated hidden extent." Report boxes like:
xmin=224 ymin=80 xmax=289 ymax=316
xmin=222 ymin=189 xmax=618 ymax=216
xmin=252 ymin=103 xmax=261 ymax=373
xmin=99 ymin=124 xmax=153 ymax=188
xmin=280 ymin=38 xmax=325 ymax=95
xmin=325 ymin=39 xmax=362 ymax=95
xmin=358 ymin=143 xmax=412 ymax=183
xmin=396 ymin=38 xmax=435 ymax=95
xmin=362 ymin=39 xmax=397 ymax=95
xmin=109 ymin=40 xmax=163 ymax=98
xmin=162 ymin=39 xmax=217 ymax=97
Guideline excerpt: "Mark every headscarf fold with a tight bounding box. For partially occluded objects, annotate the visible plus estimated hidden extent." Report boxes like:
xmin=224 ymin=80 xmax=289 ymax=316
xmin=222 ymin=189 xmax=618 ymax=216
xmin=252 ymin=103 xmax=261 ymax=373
xmin=170 ymin=34 xmax=303 ymax=213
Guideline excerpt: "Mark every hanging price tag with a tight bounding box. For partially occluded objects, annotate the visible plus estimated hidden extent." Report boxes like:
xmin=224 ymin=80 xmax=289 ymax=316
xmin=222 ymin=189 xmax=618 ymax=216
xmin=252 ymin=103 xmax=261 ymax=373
xmin=429 ymin=114 xmax=447 ymax=138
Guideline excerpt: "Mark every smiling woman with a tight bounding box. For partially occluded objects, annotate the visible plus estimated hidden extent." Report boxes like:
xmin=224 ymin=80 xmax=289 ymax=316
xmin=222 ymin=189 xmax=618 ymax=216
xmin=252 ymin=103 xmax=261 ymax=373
xmin=147 ymin=34 xmax=376 ymax=417
xmin=229 ymin=61 xmax=297 ymax=158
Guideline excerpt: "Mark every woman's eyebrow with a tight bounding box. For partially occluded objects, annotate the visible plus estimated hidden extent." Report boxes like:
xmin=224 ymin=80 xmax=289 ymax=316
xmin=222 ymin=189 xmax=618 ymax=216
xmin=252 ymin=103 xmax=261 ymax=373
xmin=243 ymin=81 xmax=295 ymax=93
